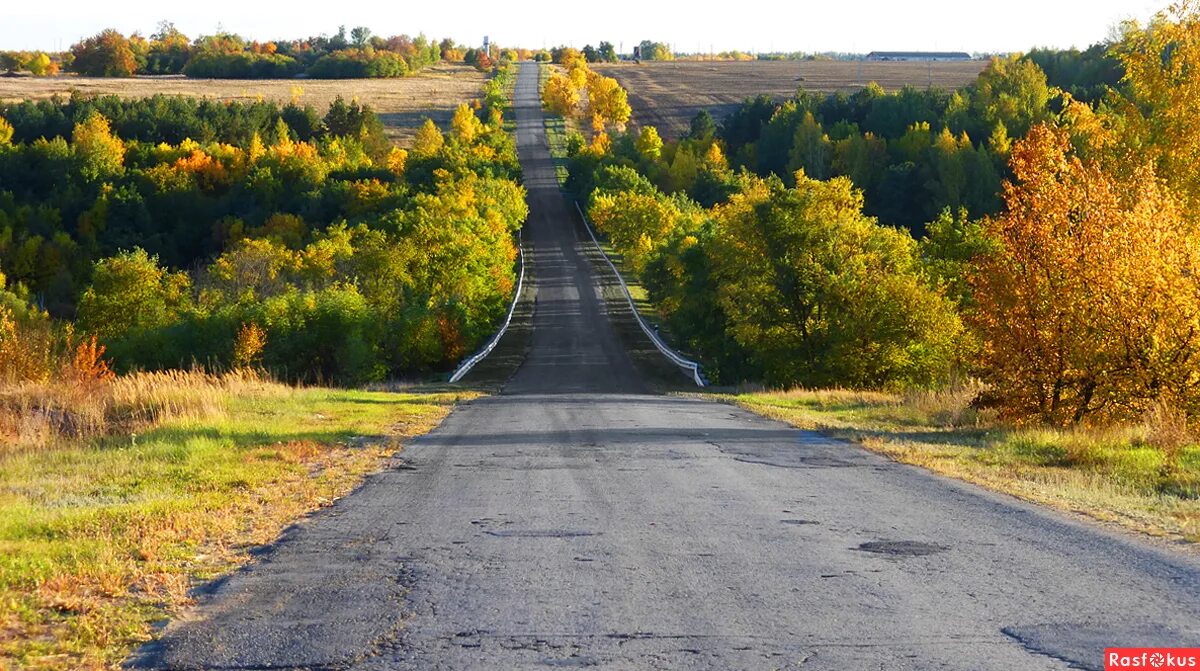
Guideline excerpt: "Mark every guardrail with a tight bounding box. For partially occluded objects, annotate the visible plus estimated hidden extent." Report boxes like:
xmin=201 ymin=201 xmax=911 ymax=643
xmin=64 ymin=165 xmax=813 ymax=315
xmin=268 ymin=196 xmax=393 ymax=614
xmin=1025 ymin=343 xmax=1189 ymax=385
xmin=574 ymin=201 xmax=707 ymax=387
xmin=448 ymin=232 xmax=526 ymax=383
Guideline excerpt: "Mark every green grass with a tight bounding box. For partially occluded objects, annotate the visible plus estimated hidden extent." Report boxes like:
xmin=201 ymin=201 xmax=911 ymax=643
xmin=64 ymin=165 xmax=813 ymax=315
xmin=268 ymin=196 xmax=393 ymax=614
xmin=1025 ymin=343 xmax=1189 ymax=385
xmin=0 ymin=380 xmax=470 ymax=670
xmin=728 ymin=388 xmax=1200 ymax=544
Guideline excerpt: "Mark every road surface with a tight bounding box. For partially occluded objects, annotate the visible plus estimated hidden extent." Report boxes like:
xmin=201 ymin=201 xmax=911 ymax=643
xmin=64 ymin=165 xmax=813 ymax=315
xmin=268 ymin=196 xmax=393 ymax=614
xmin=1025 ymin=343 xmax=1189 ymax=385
xmin=132 ymin=62 xmax=1200 ymax=671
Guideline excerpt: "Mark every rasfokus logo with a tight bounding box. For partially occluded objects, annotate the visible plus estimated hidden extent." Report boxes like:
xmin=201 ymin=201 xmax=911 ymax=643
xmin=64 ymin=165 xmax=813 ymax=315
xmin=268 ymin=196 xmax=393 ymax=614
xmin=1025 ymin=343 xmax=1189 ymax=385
xmin=1106 ymin=648 xmax=1200 ymax=669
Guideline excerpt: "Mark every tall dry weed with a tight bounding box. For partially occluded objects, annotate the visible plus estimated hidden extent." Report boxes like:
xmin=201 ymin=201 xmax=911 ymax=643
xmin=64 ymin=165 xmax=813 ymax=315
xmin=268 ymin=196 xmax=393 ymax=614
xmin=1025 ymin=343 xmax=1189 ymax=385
xmin=1145 ymin=398 xmax=1190 ymax=476
xmin=1 ymin=368 xmax=281 ymax=456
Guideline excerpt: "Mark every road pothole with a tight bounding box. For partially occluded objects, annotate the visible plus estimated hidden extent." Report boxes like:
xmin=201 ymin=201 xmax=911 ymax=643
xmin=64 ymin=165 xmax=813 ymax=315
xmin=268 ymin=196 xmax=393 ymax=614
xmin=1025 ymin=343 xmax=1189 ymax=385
xmin=855 ymin=540 xmax=947 ymax=557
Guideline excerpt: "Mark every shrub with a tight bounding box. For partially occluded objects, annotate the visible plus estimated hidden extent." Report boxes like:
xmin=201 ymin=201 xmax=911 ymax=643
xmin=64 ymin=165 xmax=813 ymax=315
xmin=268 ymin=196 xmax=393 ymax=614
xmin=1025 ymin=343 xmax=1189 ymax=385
xmin=183 ymin=52 xmax=300 ymax=79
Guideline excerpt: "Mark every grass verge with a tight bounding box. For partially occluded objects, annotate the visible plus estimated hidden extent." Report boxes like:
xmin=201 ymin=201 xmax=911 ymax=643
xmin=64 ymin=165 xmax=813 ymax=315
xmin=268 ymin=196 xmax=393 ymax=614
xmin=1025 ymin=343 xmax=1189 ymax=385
xmin=0 ymin=373 xmax=472 ymax=669
xmin=728 ymin=387 xmax=1200 ymax=545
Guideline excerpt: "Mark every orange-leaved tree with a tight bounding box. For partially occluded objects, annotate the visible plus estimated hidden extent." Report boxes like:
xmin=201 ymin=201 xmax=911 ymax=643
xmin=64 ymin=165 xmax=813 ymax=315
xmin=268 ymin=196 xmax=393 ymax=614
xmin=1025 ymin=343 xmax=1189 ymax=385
xmin=969 ymin=123 xmax=1200 ymax=425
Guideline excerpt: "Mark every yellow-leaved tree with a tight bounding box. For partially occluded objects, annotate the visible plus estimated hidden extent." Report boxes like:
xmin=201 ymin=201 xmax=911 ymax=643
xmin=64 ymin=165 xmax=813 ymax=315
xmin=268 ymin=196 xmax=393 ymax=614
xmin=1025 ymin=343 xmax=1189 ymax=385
xmin=969 ymin=124 xmax=1200 ymax=424
xmin=412 ymin=118 xmax=445 ymax=157
xmin=1113 ymin=1 xmax=1200 ymax=214
xmin=450 ymin=103 xmax=483 ymax=144
xmin=585 ymin=73 xmax=631 ymax=131
xmin=72 ymin=112 xmax=126 ymax=181
xmin=589 ymin=190 xmax=681 ymax=272
xmin=542 ymin=72 xmax=580 ymax=118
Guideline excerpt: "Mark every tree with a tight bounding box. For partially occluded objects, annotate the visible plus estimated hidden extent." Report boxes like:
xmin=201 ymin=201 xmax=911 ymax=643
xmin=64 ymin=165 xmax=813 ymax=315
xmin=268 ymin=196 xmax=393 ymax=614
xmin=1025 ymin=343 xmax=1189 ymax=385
xmin=589 ymin=190 xmax=681 ymax=272
xmin=635 ymin=126 xmax=664 ymax=161
xmin=72 ymin=113 xmax=126 ymax=180
xmin=969 ymin=123 xmax=1200 ymax=424
xmin=24 ymin=53 xmax=57 ymax=76
xmin=1113 ymin=1 xmax=1200 ymax=213
xmin=586 ymin=74 xmax=631 ymax=129
xmin=688 ymin=111 xmax=716 ymax=142
xmin=711 ymin=173 xmax=962 ymax=388
xmin=412 ymin=118 xmax=444 ymax=157
xmin=637 ymin=41 xmax=674 ymax=61
xmin=146 ymin=21 xmax=191 ymax=74
xmin=70 ymin=29 xmax=138 ymax=77
xmin=542 ymin=72 xmax=580 ymax=117
xmin=450 ymin=103 xmax=483 ymax=144
xmin=598 ymin=42 xmax=617 ymax=62
xmin=971 ymin=55 xmax=1051 ymax=139
xmin=78 ymin=249 xmax=192 ymax=341
xmin=787 ymin=111 xmax=832 ymax=179
xmin=351 ymin=26 xmax=372 ymax=48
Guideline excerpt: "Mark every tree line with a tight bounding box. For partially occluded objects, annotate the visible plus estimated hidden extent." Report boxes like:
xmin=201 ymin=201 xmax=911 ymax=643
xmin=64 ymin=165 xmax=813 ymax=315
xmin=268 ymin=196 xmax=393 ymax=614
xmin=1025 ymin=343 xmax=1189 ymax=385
xmin=0 ymin=62 xmax=525 ymax=384
xmin=561 ymin=6 xmax=1200 ymax=427
xmin=0 ymin=23 xmax=509 ymax=79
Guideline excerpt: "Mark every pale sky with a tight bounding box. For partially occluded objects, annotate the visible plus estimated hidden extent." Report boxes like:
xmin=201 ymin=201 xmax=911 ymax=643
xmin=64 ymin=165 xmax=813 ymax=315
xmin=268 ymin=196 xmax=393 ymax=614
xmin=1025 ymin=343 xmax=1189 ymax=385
xmin=1 ymin=0 xmax=1171 ymax=55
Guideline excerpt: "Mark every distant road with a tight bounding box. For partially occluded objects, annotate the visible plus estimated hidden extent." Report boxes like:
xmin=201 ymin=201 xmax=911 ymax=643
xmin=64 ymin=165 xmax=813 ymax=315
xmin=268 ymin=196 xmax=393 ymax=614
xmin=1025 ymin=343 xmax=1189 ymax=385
xmin=132 ymin=61 xmax=1200 ymax=671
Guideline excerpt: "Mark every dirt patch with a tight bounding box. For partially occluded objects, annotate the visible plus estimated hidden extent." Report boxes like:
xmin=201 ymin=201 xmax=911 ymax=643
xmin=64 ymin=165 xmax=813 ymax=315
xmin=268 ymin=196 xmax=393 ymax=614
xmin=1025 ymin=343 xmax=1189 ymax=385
xmin=0 ymin=64 xmax=485 ymax=146
xmin=593 ymin=60 xmax=986 ymax=139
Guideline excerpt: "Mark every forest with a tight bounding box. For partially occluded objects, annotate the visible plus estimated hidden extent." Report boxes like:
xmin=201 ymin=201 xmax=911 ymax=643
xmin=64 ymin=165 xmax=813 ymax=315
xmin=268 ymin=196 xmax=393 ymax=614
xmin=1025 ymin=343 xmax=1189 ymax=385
xmin=1 ymin=62 xmax=524 ymax=385
xmin=559 ymin=4 xmax=1200 ymax=427
xmin=0 ymin=24 xmax=517 ymax=79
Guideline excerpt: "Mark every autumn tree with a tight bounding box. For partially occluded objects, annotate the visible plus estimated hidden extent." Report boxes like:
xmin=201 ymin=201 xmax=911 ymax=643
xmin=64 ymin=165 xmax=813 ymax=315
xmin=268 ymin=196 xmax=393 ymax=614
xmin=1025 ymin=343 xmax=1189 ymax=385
xmin=70 ymin=29 xmax=138 ymax=77
xmin=590 ymin=190 xmax=682 ymax=272
xmin=23 ymin=53 xmax=57 ymax=76
xmin=450 ymin=103 xmax=483 ymax=144
xmin=586 ymin=73 xmax=632 ymax=130
xmin=412 ymin=118 xmax=445 ymax=157
xmin=636 ymin=126 xmax=664 ymax=161
xmin=1113 ymin=1 xmax=1200 ymax=213
xmin=72 ymin=113 xmax=126 ymax=180
xmin=969 ymin=124 xmax=1200 ymax=424
xmin=543 ymin=72 xmax=580 ymax=117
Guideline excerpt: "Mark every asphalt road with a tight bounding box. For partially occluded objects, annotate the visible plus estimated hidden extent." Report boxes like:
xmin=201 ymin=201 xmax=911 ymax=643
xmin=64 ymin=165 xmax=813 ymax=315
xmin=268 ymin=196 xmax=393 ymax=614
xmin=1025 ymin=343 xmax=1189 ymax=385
xmin=131 ymin=62 xmax=1200 ymax=671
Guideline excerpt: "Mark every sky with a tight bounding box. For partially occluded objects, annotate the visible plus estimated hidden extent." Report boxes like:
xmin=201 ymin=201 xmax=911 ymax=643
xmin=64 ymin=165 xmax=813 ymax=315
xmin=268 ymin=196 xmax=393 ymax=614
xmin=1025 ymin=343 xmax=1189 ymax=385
xmin=1 ymin=0 xmax=1172 ymax=54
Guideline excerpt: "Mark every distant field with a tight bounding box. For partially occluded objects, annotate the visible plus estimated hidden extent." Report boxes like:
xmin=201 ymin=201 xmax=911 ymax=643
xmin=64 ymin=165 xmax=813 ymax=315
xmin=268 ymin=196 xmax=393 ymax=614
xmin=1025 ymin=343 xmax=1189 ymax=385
xmin=0 ymin=63 xmax=485 ymax=145
xmin=592 ymin=60 xmax=987 ymax=138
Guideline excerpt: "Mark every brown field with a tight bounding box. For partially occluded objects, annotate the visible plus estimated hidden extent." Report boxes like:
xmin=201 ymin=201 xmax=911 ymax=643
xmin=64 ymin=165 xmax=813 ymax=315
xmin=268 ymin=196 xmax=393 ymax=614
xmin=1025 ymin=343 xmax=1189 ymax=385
xmin=592 ymin=60 xmax=987 ymax=138
xmin=0 ymin=63 xmax=485 ymax=145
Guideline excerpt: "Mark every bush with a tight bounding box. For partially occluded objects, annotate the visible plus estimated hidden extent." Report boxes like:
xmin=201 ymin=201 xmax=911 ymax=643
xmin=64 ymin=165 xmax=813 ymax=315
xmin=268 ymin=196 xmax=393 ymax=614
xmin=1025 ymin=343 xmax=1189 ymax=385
xmin=308 ymin=49 xmax=408 ymax=78
xmin=183 ymin=52 xmax=300 ymax=79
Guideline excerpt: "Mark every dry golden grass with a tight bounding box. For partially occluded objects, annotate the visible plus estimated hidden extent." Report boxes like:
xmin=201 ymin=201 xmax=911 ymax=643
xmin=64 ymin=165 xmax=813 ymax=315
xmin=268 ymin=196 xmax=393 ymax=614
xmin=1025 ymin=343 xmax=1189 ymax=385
xmin=593 ymin=60 xmax=987 ymax=138
xmin=0 ymin=369 xmax=271 ymax=455
xmin=0 ymin=372 xmax=471 ymax=669
xmin=0 ymin=64 xmax=485 ymax=145
xmin=729 ymin=384 xmax=1200 ymax=545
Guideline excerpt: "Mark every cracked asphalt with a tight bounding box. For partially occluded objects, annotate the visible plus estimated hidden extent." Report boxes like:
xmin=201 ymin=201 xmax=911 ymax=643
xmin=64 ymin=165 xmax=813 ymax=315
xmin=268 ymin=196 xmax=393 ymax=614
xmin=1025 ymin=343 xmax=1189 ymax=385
xmin=129 ymin=62 xmax=1200 ymax=671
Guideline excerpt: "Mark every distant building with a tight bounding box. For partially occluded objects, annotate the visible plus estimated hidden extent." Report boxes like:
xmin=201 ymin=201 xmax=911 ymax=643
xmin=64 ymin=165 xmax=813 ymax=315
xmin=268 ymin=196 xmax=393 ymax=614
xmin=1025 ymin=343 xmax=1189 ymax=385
xmin=866 ymin=51 xmax=972 ymax=62
xmin=483 ymin=36 xmax=490 ymax=53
